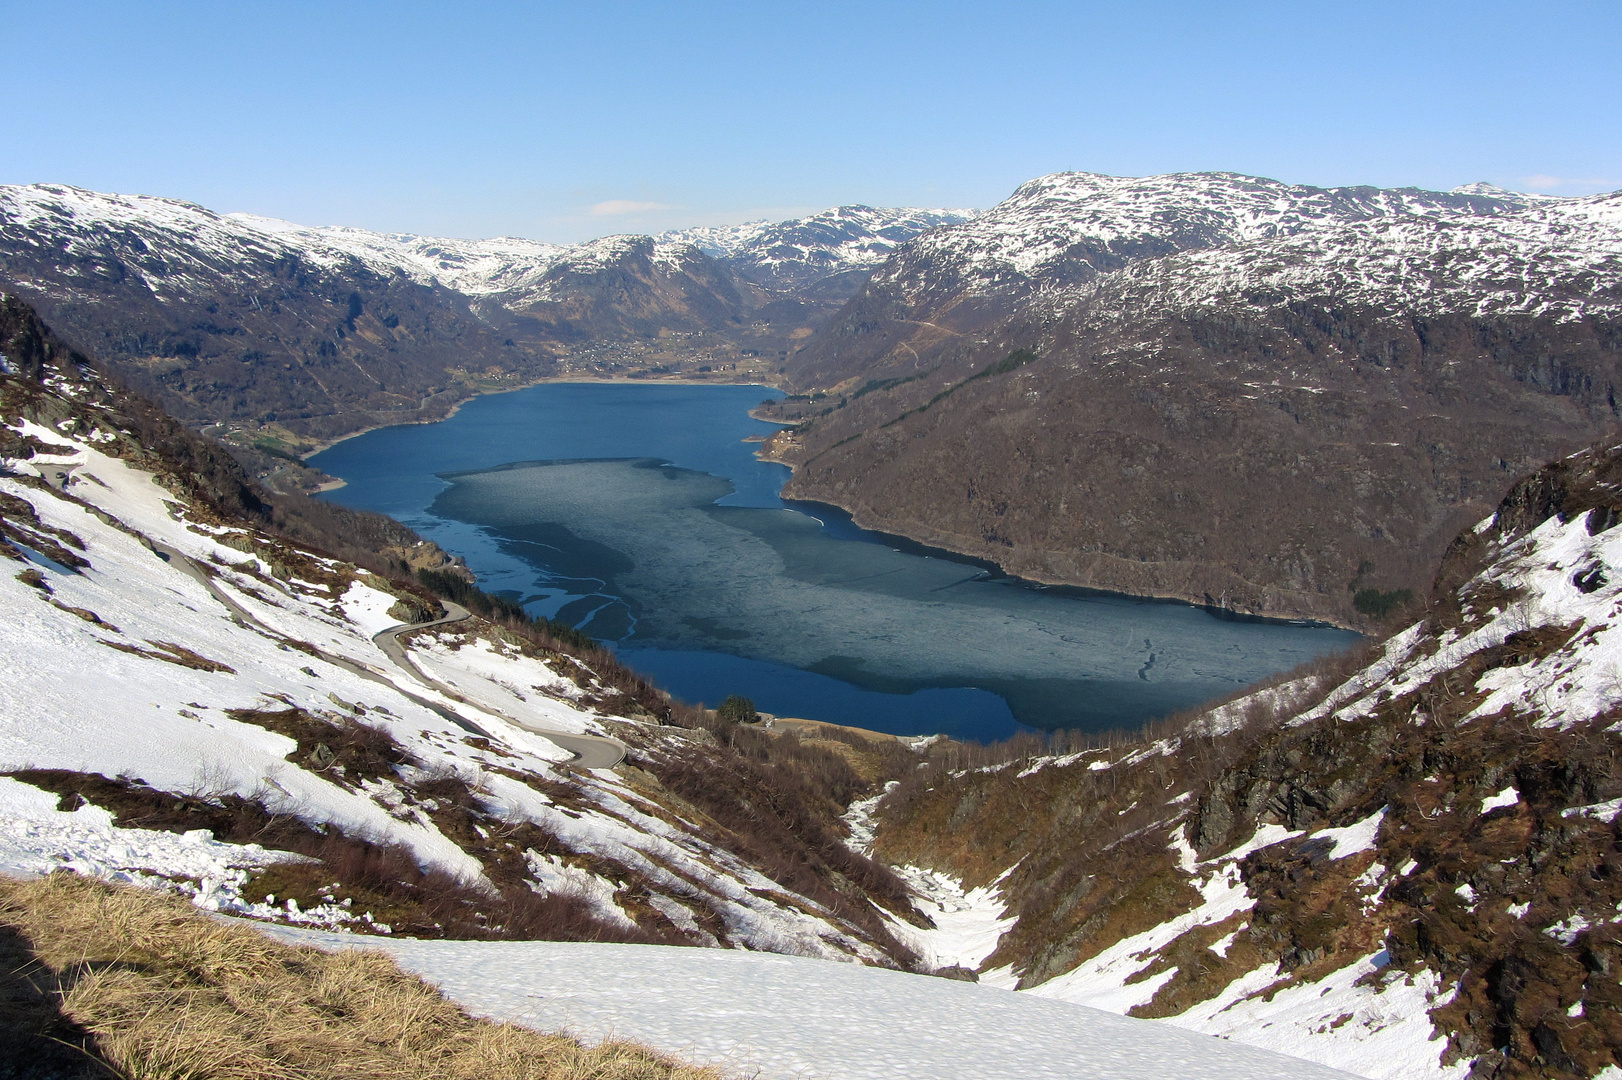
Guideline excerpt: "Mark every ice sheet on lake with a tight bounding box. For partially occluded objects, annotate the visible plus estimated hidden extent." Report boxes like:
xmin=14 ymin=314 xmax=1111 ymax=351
xmin=432 ymin=457 xmax=1356 ymax=729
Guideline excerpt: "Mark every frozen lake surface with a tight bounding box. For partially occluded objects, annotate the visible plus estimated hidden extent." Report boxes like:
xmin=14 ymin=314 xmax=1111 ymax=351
xmin=311 ymin=383 xmax=1356 ymax=738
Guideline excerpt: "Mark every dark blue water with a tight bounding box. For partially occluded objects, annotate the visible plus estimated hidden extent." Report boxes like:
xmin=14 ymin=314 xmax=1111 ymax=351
xmin=311 ymin=383 xmax=1358 ymax=741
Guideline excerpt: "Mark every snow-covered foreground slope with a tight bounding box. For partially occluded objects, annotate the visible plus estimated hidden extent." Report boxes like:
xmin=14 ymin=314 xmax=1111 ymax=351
xmin=2 ymin=430 xmax=486 ymax=873
xmin=255 ymin=925 xmax=1358 ymax=1080
xmin=0 ymin=318 xmax=916 ymax=960
xmin=0 ymin=431 xmax=881 ymax=952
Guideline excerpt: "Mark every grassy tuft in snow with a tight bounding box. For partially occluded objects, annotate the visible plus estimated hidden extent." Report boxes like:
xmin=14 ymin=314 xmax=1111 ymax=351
xmin=0 ymin=872 xmax=718 ymax=1080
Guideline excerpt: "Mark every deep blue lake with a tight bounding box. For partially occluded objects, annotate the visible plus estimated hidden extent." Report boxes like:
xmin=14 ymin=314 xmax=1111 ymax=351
xmin=310 ymin=383 xmax=1357 ymax=741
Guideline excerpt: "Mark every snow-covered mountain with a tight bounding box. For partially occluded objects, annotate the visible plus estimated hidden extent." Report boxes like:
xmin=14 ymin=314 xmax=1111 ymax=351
xmin=864 ymin=432 xmax=1622 ymax=1078
xmin=0 ymin=180 xmax=760 ymax=320
xmin=0 ymin=183 xmax=547 ymax=443
xmin=859 ymin=171 xmax=1547 ymax=314
xmin=787 ymin=170 xmax=1577 ymax=388
xmin=666 ymin=205 xmax=975 ymax=295
xmin=228 ymin=214 xmax=723 ymax=311
xmin=226 ymin=203 xmax=975 ymax=301
xmin=0 ymin=184 xmax=968 ymax=310
xmin=0 ymin=184 xmax=491 ymax=322
xmin=228 ymin=212 xmax=573 ymax=297
xmin=1073 ymin=189 xmax=1622 ymax=326
xmin=0 ymin=183 xmax=973 ymax=444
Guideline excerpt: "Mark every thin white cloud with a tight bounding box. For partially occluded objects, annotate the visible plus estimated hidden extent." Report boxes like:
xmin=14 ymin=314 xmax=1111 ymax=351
xmin=589 ymin=199 xmax=669 ymax=217
xmin=1521 ymin=174 xmax=1615 ymax=193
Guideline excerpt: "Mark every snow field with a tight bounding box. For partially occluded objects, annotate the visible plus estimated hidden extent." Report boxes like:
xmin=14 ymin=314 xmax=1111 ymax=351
xmin=882 ymin=808 xmax=1463 ymax=1080
xmin=840 ymin=786 xmax=1020 ymax=975
xmin=883 ymin=863 xmax=1019 ymax=977
xmin=0 ymin=777 xmax=394 ymax=931
xmin=844 ymin=773 xmax=1445 ymax=1079
xmin=1169 ymin=956 xmax=1461 ymax=1080
xmin=250 ymin=927 xmax=1362 ymax=1080
xmin=0 ymin=458 xmax=493 ymax=878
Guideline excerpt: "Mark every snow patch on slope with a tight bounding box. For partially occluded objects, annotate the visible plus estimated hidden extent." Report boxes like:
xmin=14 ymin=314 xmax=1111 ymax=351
xmin=1171 ymin=955 xmax=1463 ymax=1080
xmin=1017 ymin=809 xmax=1443 ymax=1079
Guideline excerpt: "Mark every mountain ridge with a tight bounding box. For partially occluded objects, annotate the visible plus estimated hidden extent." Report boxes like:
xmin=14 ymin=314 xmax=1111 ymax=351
xmin=0 ymin=184 xmax=969 ymax=483
xmin=764 ymin=171 xmax=1622 ymax=626
xmin=783 ymin=170 xmax=1560 ymax=388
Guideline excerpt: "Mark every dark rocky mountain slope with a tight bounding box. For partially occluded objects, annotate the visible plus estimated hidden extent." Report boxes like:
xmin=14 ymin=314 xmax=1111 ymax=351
xmin=865 ymin=434 xmax=1622 ymax=1077
xmin=0 ymin=185 xmax=554 ymax=447
xmin=765 ymin=176 xmax=1622 ymax=626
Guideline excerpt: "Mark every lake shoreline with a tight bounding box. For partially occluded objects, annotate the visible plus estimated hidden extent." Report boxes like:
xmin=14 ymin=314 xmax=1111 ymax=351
xmin=300 ymin=372 xmax=783 ymax=464
xmin=312 ymin=382 xmax=1360 ymax=736
xmin=778 ymin=495 xmax=1355 ymax=633
xmin=306 ymin=379 xmax=1350 ymax=635
xmin=750 ymin=417 xmax=1361 ymax=633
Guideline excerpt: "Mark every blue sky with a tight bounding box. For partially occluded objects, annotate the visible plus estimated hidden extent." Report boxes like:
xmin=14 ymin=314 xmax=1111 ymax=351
xmin=3 ymin=0 xmax=1617 ymax=242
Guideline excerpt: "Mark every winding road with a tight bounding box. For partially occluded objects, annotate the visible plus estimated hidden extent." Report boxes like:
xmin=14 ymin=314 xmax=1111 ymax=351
xmin=164 ymin=541 xmax=624 ymax=769
xmin=369 ymin=606 xmax=626 ymax=769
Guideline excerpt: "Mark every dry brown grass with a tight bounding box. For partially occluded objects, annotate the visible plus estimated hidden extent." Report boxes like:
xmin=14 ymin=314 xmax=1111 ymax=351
xmin=0 ymin=873 xmax=720 ymax=1080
